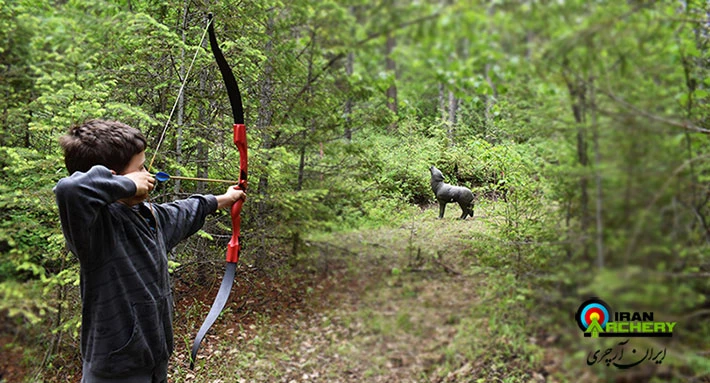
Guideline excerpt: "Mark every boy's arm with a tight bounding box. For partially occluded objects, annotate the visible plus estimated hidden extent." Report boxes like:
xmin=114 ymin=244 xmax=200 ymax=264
xmin=153 ymin=187 xmax=245 ymax=250
xmin=152 ymin=196 xmax=218 ymax=251
xmin=53 ymin=165 xmax=137 ymax=253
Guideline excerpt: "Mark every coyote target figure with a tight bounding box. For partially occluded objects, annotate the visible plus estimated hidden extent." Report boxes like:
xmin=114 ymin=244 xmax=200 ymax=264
xmin=429 ymin=166 xmax=474 ymax=220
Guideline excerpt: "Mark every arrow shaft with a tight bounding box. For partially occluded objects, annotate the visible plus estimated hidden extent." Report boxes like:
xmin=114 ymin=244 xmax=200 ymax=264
xmin=165 ymin=174 xmax=237 ymax=184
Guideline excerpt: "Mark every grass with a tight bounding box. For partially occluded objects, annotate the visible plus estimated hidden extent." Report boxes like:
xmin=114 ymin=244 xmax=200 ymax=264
xmin=219 ymin=201 xmax=566 ymax=382
xmin=25 ymin=201 xmax=609 ymax=382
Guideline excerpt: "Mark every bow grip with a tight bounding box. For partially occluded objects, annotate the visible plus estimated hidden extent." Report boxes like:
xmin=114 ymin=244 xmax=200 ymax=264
xmin=226 ymin=198 xmax=243 ymax=263
xmin=226 ymin=123 xmax=247 ymax=264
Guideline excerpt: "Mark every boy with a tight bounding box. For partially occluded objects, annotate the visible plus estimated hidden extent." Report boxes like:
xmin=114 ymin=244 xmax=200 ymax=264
xmin=54 ymin=119 xmax=246 ymax=383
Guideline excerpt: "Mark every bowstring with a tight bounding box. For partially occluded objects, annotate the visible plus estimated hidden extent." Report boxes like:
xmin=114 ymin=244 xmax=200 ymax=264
xmin=147 ymin=17 xmax=213 ymax=173
xmin=146 ymin=18 xmax=212 ymax=222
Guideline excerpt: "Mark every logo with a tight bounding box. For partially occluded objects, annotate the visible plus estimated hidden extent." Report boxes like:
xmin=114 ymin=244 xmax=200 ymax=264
xmin=575 ymin=297 xmax=676 ymax=338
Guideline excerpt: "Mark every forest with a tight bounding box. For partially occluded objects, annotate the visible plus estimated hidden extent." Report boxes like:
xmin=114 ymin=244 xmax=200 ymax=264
xmin=1 ymin=0 xmax=709 ymax=382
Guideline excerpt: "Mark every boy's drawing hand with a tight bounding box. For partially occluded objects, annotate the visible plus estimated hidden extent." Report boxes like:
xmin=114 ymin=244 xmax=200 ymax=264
xmin=122 ymin=171 xmax=155 ymax=196
xmin=216 ymin=186 xmax=246 ymax=209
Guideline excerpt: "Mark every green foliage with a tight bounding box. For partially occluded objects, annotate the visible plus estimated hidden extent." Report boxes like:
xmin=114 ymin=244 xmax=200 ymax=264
xmin=0 ymin=145 xmax=74 ymax=339
xmin=2 ymin=0 xmax=709 ymax=381
xmin=439 ymin=269 xmax=545 ymax=381
xmin=357 ymin=129 xmax=440 ymax=205
xmin=0 ymin=147 xmax=65 ymax=281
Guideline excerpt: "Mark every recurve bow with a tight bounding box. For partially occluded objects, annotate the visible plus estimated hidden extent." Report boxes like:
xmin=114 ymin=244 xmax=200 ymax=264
xmin=189 ymin=13 xmax=248 ymax=370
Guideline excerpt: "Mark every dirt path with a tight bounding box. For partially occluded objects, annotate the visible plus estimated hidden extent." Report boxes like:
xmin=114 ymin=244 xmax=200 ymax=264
xmin=282 ymin=217 xmax=487 ymax=381
xmin=170 ymin=205 xmax=570 ymax=382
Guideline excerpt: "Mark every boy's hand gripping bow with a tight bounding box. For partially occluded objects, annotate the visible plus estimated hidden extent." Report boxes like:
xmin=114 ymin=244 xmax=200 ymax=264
xmin=189 ymin=13 xmax=247 ymax=370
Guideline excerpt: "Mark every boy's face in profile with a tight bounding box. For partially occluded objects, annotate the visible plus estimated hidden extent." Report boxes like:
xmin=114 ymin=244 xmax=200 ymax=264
xmin=117 ymin=150 xmax=150 ymax=206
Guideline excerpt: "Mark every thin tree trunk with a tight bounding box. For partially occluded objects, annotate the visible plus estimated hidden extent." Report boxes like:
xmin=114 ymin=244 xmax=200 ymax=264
xmin=590 ymin=77 xmax=603 ymax=269
xmin=483 ymin=4 xmax=497 ymax=139
xmin=344 ymin=5 xmax=356 ymax=141
xmin=447 ymin=89 xmax=457 ymax=140
xmin=344 ymin=50 xmax=354 ymax=141
xmin=438 ymin=83 xmax=447 ymax=122
xmin=385 ymin=32 xmax=397 ymax=131
xmin=196 ymin=38 xmax=209 ymax=194
xmin=174 ymin=1 xmax=189 ymax=194
xmin=253 ymin=16 xmax=276 ymax=264
xmin=297 ymin=29 xmax=316 ymax=192
xmin=256 ymin=16 xmax=275 ymax=208
xmin=565 ymin=74 xmax=590 ymax=260
xmin=437 ymin=0 xmax=449 ymax=131
xmin=484 ymin=62 xmax=499 ymax=137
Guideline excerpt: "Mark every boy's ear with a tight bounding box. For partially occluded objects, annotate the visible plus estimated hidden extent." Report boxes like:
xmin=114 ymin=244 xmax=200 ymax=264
xmin=110 ymin=170 xmax=117 ymax=175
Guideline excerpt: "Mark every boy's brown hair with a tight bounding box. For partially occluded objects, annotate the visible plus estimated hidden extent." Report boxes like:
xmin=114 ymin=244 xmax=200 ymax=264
xmin=60 ymin=119 xmax=147 ymax=174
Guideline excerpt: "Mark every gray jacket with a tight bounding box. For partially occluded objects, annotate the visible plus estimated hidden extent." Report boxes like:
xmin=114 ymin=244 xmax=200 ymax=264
xmin=54 ymin=165 xmax=217 ymax=377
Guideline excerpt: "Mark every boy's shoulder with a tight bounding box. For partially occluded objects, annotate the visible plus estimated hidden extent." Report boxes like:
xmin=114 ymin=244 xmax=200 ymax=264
xmin=54 ymin=165 xmax=137 ymax=222
xmin=55 ymin=165 xmax=115 ymax=191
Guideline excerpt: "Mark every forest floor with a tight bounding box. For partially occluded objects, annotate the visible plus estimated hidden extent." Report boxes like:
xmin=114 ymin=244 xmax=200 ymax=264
xmin=4 ymin=203 xmax=610 ymax=383
xmin=164 ymin=203 xmax=599 ymax=383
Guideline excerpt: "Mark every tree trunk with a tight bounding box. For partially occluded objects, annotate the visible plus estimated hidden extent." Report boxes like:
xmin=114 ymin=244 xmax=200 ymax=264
xmin=256 ymin=16 xmax=275 ymax=211
xmin=484 ymin=62 xmax=499 ymax=139
xmin=195 ymin=40 xmax=209 ymax=194
xmin=590 ymin=76 xmax=603 ymax=269
xmin=174 ymin=0 xmax=189 ymax=194
xmin=385 ymin=32 xmax=397 ymax=131
xmin=565 ymin=74 xmax=590 ymax=260
xmin=252 ymin=16 xmax=276 ymax=264
xmin=447 ymin=89 xmax=457 ymax=140
xmin=297 ymin=29 xmax=316 ymax=192
xmin=344 ymin=5 xmax=356 ymax=141
xmin=678 ymin=12 xmax=710 ymax=242
xmin=438 ymin=83 xmax=447 ymax=122
xmin=483 ymin=4 xmax=497 ymax=140
xmin=344 ymin=50 xmax=354 ymax=141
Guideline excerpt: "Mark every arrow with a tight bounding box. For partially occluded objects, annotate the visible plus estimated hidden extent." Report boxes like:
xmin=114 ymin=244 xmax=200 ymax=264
xmin=153 ymin=171 xmax=238 ymax=185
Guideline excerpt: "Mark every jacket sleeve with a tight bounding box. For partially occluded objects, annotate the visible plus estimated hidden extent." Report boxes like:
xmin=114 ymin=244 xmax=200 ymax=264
xmin=53 ymin=165 xmax=137 ymax=255
xmin=151 ymin=195 xmax=218 ymax=251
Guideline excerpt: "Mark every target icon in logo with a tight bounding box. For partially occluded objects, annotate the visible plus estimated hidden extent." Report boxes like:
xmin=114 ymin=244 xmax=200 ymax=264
xmin=575 ymin=297 xmax=612 ymax=332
